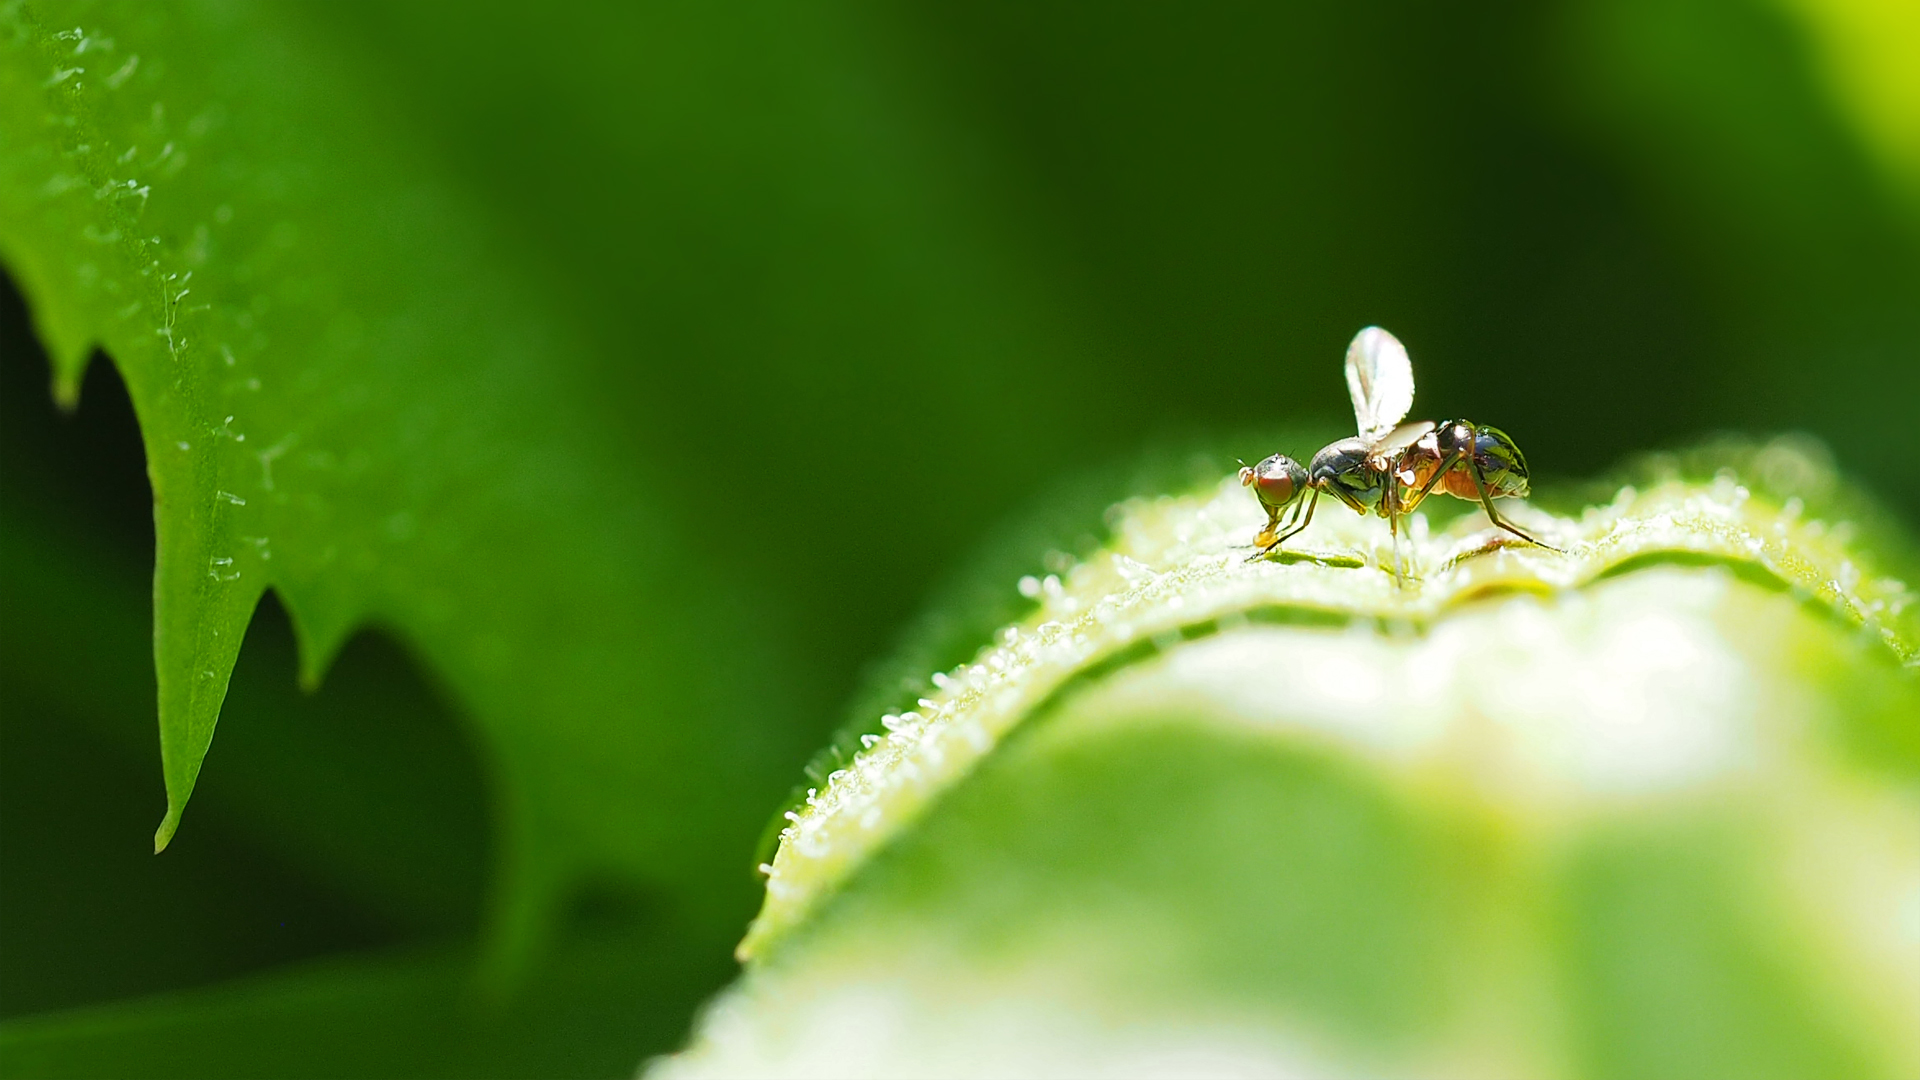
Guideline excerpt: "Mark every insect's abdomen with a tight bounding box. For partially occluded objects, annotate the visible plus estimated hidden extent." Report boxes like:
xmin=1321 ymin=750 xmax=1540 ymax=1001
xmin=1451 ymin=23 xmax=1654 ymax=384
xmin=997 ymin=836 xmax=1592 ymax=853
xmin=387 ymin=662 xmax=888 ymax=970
xmin=1472 ymin=429 xmax=1531 ymax=499
xmin=1439 ymin=470 xmax=1483 ymax=501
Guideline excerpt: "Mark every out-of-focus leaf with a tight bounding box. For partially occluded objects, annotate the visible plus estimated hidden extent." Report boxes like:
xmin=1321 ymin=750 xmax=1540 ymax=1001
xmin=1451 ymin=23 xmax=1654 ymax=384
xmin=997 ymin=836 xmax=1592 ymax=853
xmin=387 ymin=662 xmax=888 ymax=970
xmin=1773 ymin=0 xmax=1920 ymax=197
xmin=1560 ymin=0 xmax=1920 ymax=514
xmin=661 ymin=440 xmax=1920 ymax=1077
xmin=0 ymin=926 xmax=734 ymax=1080
xmin=0 ymin=1 xmax=806 ymax=963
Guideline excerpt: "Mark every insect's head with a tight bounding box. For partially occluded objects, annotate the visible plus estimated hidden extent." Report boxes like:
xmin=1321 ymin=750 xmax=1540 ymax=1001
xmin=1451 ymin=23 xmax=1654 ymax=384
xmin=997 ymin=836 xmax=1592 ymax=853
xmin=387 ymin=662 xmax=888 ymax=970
xmin=1242 ymin=453 xmax=1310 ymax=510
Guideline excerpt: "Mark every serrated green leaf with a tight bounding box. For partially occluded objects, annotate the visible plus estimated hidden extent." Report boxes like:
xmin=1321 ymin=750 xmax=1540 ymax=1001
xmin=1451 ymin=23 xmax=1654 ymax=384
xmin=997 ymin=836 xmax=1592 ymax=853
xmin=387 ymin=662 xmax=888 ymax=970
xmin=664 ymin=442 xmax=1920 ymax=1077
xmin=0 ymin=1 xmax=800 ymax=961
xmin=0 ymin=473 xmax=488 ymax=948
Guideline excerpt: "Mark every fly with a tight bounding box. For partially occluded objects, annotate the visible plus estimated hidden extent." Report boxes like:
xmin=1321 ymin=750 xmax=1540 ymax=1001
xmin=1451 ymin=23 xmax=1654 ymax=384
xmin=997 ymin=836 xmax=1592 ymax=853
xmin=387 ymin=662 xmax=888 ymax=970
xmin=1244 ymin=327 xmax=1554 ymax=578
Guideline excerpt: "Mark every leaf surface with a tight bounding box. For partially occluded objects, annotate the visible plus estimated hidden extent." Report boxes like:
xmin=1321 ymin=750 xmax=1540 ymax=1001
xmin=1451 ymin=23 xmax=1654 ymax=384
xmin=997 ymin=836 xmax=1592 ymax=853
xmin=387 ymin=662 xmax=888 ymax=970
xmin=667 ymin=442 xmax=1920 ymax=1077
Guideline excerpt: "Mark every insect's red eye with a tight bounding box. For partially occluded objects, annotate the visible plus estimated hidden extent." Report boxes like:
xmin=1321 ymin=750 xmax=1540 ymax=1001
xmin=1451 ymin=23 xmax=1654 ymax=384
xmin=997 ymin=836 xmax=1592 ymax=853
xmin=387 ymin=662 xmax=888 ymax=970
xmin=1255 ymin=471 xmax=1296 ymax=506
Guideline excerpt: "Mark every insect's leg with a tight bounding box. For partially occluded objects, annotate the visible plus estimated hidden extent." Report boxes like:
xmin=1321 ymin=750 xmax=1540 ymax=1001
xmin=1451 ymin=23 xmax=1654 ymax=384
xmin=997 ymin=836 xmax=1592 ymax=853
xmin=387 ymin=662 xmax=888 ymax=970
xmin=1392 ymin=469 xmax=1420 ymax=582
xmin=1398 ymin=448 xmax=1462 ymax=517
xmin=1468 ymin=457 xmax=1561 ymax=552
xmin=1249 ymin=502 xmax=1289 ymax=561
xmin=1384 ymin=470 xmax=1406 ymax=584
xmin=1249 ymin=502 xmax=1299 ymax=561
xmin=1327 ymin=485 xmax=1371 ymax=516
xmin=1387 ymin=508 xmax=1401 ymax=583
xmin=1248 ymin=490 xmax=1319 ymax=561
xmin=1254 ymin=500 xmax=1286 ymax=548
xmin=1255 ymin=499 xmax=1296 ymax=548
xmin=1273 ymin=488 xmax=1318 ymax=544
xmin=1389 ymin=499 xmax=1412 ymax=585
xmin=1388 ymin=488 xmax=1420 ymax=583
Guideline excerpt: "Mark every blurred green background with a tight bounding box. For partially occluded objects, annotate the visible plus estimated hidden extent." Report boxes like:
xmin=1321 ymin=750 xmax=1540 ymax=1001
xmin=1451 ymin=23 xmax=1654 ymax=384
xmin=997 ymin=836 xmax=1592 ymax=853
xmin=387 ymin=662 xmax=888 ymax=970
xmin=2 ymin=0 xmax=1917 ymax=1075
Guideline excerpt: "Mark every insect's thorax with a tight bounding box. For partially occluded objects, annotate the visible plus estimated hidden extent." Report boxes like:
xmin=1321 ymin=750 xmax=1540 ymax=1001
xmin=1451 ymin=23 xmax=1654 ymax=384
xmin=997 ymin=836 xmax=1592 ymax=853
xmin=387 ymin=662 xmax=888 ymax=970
xmin=1310 ymin=437 xmax=1389 ymax=513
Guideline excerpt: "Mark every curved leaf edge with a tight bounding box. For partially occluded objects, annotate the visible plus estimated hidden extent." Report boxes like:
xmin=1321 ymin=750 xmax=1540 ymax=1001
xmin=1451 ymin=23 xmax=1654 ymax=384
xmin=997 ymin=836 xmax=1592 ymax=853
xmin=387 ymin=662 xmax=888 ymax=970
xmin=740 ymin=434 xmax=1920 ymax=961
xmin=751 ymin=424 xmax=1346 ymax=868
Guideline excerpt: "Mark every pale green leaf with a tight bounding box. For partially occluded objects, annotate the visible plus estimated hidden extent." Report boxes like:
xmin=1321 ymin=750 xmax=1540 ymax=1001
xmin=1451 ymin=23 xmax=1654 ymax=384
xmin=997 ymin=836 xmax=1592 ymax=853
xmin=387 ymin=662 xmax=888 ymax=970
xmin=664 ymin=440 xmax=1920 ymax=1078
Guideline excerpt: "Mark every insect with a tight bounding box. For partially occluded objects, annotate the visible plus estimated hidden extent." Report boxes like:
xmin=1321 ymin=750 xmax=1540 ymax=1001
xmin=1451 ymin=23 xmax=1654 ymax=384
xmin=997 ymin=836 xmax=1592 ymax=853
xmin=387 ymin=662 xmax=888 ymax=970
xmin=1244 ymin=327 xmax=1432 ymax=570
xmin=1244 ymin=327 xmax=1554 ymax=574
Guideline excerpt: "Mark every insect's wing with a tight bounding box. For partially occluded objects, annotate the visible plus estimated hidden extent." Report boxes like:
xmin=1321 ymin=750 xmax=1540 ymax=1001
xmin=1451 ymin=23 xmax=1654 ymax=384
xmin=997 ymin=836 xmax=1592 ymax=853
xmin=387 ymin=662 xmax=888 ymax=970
xmin=1374 ymin=420 xmax=1435 ymax=456
xmin=1344 ymin=327 xmax=1415 ymax=442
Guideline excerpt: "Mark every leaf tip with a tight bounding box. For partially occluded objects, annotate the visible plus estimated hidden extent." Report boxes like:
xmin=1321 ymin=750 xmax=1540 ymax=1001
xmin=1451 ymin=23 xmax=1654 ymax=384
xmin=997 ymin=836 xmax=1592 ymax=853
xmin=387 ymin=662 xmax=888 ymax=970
xmin=283 ymin=596 xmax=351 ymax=694
xmin=49 ymin=369 xmax=81 ymax=412
xmin=152 ymin=805 xmax=181 ymax=853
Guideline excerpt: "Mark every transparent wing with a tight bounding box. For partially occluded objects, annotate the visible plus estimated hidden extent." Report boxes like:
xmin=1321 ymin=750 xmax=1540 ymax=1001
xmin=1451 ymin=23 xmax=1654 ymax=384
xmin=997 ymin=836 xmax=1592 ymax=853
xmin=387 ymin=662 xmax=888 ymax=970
xmin=1343 ymin=326 xmax=1415 ymax=442
xmin=1374 ymin=419 xmax=1434 ymax=456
